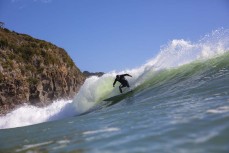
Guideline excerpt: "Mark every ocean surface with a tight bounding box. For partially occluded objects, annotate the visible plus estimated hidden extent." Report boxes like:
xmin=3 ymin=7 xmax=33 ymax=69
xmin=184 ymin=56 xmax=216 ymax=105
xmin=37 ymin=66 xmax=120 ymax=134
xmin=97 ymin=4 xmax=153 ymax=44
xmin=0 ymin=29 xmax=229 ymax=153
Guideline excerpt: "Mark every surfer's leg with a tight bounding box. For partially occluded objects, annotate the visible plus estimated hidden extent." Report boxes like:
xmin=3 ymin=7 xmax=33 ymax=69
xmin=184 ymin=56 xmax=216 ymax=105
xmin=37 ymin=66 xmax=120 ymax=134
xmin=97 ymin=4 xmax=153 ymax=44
xmin=123 ymin=81 xmax=130 ymax=88
xmin=124 ymin=81 xmax=132 ymax=92
xmin=126 ymin=81 xmax=130 ymax=88
xmin=119 ymin=85 xmax=123 ymax=93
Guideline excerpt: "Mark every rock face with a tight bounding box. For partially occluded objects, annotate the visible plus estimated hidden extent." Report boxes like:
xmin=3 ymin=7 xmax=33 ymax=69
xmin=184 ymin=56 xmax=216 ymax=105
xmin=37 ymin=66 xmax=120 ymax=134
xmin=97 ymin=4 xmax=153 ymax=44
xmin=0 ymin=28 xmax=85 ymax=114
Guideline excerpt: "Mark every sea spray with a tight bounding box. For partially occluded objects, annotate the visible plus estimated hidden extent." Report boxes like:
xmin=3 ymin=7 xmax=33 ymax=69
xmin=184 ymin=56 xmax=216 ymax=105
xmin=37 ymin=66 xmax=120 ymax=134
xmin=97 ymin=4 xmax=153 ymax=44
xmin=146 ymin=28 xmax=229 ymax=69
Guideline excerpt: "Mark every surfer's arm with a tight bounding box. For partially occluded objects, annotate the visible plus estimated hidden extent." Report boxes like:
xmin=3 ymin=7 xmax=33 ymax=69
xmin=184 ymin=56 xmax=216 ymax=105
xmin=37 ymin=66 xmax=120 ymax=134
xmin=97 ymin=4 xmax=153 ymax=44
xmin=123 ymin=74 xmax=132 ymax=77
xmin=113 ymin=79 xmax=117 ymax=87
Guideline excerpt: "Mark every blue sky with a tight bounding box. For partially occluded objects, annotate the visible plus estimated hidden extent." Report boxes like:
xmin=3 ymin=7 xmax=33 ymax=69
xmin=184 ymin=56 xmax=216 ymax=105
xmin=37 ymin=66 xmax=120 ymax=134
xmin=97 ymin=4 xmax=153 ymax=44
xmin=0 ymin=0 xmax=229 ymax=72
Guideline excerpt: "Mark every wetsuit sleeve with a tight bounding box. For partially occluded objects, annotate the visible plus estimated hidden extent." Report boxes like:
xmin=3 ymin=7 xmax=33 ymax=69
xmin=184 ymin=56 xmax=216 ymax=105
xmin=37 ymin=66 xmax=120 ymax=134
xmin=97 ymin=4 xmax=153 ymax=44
xmin=113 ymin=79 xmax=117 ymax=87
xmin=123 ymin=74 xmax=132 ymax=77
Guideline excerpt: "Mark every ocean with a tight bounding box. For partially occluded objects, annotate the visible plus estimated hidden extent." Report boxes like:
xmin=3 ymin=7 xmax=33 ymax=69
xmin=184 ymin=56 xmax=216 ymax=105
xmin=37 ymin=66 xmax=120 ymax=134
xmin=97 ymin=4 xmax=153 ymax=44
xmin=0 ymin=29 xmax=229 ymax=153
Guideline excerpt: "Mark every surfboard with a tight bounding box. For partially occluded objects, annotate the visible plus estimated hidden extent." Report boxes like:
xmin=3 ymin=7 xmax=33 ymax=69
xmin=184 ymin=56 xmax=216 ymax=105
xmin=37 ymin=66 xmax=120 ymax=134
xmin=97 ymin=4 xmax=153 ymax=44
xmin=103 ymin=90 xmax=134 ymax=102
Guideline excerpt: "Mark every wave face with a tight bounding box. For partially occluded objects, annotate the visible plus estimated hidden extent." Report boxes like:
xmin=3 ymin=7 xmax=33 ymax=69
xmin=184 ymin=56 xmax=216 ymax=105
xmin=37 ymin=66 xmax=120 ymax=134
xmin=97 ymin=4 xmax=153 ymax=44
xmin=0 ymin=28 xmax=229 ymax=129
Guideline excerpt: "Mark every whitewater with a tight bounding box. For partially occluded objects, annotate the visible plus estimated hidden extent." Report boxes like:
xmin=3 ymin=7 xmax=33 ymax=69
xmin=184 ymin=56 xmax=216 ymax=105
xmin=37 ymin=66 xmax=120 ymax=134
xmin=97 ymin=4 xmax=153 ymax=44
xmin=0 ymin=29 xmax=229 ymax=153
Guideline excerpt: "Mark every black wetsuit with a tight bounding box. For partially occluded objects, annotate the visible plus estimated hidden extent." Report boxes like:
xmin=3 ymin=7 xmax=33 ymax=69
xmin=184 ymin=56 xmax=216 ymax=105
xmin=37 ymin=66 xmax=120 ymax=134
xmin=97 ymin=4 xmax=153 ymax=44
xmin=113 ymin=74 xmax=132 ymax=93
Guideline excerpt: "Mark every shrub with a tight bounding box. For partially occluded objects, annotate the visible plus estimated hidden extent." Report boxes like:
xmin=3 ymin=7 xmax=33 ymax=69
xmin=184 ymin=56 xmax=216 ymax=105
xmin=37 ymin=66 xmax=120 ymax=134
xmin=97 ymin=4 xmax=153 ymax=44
xmin=39 ymin=42 xmax=49 ymax=49
xmin=25 ymin=64 xmax=36 ymax=73
xmin=2 ymin=59 xmax=13 ymax=69
xmin=19 ymin=66 xmax=26 ymax=75
xmin=9 ymin=44 xmax=17 ymax=52
xmin=8 ymin=53 xmax=16 ymax=60
xmin=0 ymin=72 xmax=3 ymax=81
xmin=37 ymin=67 xmax=44 ymax=74
xmin=30 ymin=42 xmax=38 ymax=48
xmin=3 ymin=28 xmax=10 ymax=33
xmin=18 ymin=45 xmax=34 ymax=62
xmin=28 ymin=77 xmax=38 ymax=85
xmin=0 ymin=39 xmax=8 ymax=49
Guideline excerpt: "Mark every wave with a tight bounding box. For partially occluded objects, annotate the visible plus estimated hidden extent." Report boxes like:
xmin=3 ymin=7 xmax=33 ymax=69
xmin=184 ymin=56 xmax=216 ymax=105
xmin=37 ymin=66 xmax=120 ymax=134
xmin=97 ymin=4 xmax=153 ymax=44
xmin=0 ymin=28 xmax=229 ymax=129
xmin=72 ymin=28 xmax=229 ymax=114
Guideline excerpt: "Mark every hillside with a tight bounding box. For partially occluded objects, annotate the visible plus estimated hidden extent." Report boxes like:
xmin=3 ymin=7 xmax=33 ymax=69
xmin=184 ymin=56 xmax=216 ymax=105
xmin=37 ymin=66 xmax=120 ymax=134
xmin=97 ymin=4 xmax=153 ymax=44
xmin=0 ymin=28 xmax=85 ymax=114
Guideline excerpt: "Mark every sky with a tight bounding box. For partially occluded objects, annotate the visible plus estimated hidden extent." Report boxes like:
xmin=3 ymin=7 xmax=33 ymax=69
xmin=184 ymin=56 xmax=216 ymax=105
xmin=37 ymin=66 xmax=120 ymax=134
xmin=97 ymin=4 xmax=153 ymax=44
xmin=0 ymin=0 xmax=229 ymax=72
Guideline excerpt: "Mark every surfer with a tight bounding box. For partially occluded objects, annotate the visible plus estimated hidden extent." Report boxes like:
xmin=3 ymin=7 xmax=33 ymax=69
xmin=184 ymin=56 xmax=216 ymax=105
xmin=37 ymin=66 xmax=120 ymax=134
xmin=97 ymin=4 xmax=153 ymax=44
xmin=113 ymin=74 xmax=132 ymax=93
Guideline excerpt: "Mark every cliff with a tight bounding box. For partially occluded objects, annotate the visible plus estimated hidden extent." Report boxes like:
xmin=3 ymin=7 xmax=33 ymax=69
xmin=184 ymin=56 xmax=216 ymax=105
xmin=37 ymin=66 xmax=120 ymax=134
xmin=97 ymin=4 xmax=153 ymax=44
xmin=0 ymin=28 xmax=85 ymax=114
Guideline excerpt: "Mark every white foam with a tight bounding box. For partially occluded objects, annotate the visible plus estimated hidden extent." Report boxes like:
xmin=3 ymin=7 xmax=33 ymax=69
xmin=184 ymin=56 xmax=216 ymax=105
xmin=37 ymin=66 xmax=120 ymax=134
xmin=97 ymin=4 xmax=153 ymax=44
xmin=83 ymin=127 xmax=120 ymax=135
xmin=194 ymin=131 xmax=219 ymax=143
xmin=0 ymin=99 xmax=73 ymax=129
xmin=15 ymin=141 xmax=53 ymax=152
xmin=207 ymin=106 xmax=229 ymax=114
